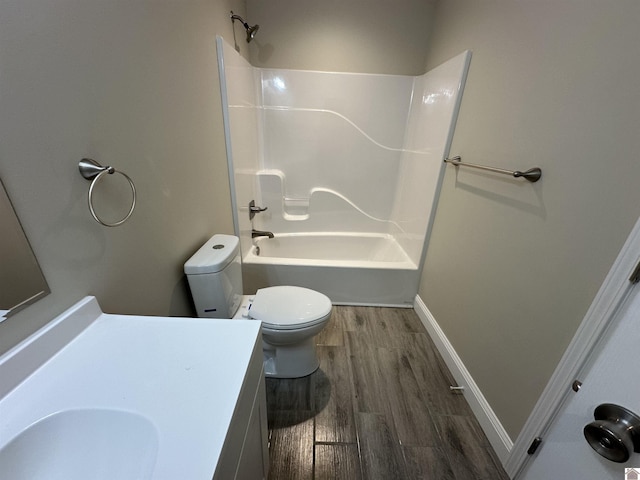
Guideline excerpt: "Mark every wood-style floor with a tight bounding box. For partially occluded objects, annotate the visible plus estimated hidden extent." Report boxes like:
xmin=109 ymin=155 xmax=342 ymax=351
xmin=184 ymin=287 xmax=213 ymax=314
xmin=265 ymin=306 xmax=510 ymax=480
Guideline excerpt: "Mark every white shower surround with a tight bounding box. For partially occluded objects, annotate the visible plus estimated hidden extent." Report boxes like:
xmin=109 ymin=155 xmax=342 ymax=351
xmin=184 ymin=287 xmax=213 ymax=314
xmin=217 ymin=36 xmax=469 ymax=306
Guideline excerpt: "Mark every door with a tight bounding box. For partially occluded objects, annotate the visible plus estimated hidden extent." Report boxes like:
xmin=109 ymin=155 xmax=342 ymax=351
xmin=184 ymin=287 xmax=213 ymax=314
xmin=519 ymin=274 xmax=640 ymax=479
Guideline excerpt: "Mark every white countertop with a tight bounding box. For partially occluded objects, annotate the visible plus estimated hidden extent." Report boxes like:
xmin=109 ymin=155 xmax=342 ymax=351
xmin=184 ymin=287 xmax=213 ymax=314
xmin=0 ymin=297 xmax=261 ymax=479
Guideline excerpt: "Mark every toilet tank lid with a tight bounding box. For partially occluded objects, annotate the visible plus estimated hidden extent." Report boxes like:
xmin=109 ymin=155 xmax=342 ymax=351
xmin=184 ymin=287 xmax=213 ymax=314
xmin=184 ymin=234 xmax=240 ymax=275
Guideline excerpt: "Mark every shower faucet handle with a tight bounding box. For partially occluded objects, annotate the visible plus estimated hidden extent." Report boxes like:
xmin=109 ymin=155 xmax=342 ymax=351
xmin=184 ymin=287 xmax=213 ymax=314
xmin=249 ymin=200 xmax=268 ymax=220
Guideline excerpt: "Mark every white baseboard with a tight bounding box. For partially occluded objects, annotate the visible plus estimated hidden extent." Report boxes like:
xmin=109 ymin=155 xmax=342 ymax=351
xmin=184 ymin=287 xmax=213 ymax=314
xmin=413 ymin=294 xmax=513 ymax=465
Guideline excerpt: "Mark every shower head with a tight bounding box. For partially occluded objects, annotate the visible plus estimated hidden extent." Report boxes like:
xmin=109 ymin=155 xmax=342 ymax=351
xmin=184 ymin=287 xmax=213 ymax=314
xmin=245 ymin=23 xmax=259 ymax=42
xmin=230 ymin=11 xmax=260 ymax=43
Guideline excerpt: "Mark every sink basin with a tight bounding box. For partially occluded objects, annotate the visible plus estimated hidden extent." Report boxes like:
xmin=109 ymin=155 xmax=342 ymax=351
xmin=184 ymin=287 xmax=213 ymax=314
xmin=0 ymin=409 xmax=159 ymax=480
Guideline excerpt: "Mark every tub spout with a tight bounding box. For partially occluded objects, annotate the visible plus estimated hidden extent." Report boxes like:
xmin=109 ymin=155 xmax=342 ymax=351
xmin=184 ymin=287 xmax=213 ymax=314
xmin=252 ymin=229 xmax=274 ymax=239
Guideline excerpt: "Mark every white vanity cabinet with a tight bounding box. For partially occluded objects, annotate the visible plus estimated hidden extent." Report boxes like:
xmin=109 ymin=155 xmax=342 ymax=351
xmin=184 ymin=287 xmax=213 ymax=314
xmin=214 ymin=338 xmax=269 ymax=480
xmin=0 ymin=297 xmax=270 ymax=480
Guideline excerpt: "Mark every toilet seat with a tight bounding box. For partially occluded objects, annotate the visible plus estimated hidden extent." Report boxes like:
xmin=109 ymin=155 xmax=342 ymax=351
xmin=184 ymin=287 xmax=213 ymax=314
xmin=249 ymin=286 xmax=332 ymax=330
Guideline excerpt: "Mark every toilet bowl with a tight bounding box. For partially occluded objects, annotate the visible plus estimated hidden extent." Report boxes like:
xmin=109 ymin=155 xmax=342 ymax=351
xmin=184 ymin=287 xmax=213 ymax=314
xmin=184 ymin=234 xmax=332 ymax=378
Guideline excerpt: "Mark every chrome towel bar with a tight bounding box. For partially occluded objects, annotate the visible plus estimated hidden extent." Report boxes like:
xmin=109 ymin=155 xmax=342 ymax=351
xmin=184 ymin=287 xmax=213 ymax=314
xmin=444 ymin=156 xmax=541 ymax=183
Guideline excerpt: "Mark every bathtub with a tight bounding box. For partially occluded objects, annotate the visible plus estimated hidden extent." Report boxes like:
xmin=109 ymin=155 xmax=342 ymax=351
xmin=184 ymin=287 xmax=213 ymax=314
xmin=242 ymin=233 xmax=420 ymax=307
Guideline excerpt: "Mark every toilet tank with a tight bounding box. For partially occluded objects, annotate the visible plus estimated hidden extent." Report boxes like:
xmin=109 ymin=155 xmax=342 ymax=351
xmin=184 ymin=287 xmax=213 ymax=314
xmin=184 ymin=234 xmax=243 ymax=318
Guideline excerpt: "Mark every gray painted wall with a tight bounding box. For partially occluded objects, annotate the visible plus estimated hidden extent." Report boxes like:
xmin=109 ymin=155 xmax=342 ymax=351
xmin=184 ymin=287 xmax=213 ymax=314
xmin=421 ymin=0 xmax=640 ymax=438
xmin=0 ymin=0 xmax=248 ymax=355
xmin=246 ymin=0 xmax=437 ymax=75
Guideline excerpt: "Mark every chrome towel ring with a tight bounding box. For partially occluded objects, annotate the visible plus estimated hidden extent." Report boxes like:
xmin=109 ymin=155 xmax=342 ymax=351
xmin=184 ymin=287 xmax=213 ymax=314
xmin=78 ymin=158 xmax=136 ymax=227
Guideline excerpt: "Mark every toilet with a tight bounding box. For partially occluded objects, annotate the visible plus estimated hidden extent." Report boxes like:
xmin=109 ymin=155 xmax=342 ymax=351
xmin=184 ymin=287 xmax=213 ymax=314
xmin=184 ymin=234 xmax=332 ymax=378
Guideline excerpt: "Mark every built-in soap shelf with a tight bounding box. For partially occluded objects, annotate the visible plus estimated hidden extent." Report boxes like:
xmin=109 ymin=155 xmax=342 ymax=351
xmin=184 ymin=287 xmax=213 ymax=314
xmin=257 ymin=169 xmax=312 ymax=220
xmin=283 ymin=197 xmax=310 ymax=220
xmin=255 ymin=169 xmax=391 ymax=228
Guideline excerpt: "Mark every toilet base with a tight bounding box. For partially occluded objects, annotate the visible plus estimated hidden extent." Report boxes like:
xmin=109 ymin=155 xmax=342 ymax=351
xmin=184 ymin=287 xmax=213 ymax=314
xmin=262 ymin=337 xmax=320 ymax=379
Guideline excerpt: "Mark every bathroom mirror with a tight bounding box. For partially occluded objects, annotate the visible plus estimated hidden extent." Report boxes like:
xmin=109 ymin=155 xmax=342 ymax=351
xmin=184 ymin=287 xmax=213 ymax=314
xmin=0 ymin=178 xmax=49 ymax=319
